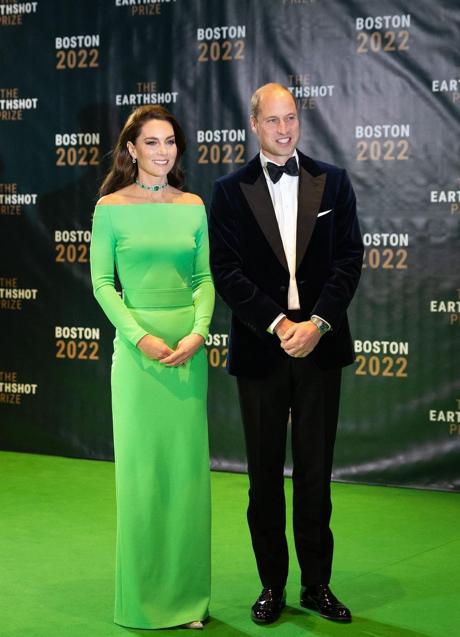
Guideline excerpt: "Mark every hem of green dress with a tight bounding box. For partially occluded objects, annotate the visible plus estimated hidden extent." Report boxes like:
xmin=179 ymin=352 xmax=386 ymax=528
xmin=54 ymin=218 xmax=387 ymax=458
xmin=114 ymin=611 xmax=209 ymax=630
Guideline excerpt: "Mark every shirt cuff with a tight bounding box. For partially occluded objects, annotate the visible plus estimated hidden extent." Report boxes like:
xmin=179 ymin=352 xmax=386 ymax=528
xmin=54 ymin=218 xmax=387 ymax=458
xmin=311 ymin=314 xmax=332 ymax=332
xmin=267 ymin=313 xmax=286 ymax=334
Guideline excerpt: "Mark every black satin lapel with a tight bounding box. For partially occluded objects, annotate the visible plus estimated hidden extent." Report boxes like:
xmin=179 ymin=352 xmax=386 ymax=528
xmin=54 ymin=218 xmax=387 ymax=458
xmin=240 ymin=175 xmax=289 ymax=271
xmin=296 ymin=167 xmax=326 ymax=270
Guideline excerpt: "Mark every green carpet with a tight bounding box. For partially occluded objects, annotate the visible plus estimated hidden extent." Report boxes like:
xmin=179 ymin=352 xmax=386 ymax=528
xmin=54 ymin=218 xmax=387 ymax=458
xmin=0 ymin=451 xmax=458 ymax=637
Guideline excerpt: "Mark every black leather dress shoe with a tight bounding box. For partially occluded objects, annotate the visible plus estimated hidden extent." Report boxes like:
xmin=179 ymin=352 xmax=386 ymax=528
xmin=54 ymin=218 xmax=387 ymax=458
xmin=300 ymin=584 xmax=351 ymax=623
xmin=251 ymin=587 xmax=286 ymax=624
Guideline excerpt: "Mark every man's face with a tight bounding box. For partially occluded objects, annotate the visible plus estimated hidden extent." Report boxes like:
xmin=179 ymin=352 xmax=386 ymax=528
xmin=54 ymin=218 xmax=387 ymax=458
xmin=250 ymin=89 xmax=300 ymax=163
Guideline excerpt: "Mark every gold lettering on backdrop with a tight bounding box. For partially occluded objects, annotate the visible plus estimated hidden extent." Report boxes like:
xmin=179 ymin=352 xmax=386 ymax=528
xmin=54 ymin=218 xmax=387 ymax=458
xmin=0 ymin=371 xmax=18 ymax=382
xmin=0 ymin=278 xmax=38 ymax=309
xmin=0 ymin=183 xmax=37 ymax=215
xmin=205 ymin=332 xmax=230 ymax=367
xmin=132 ymin=4 xmax=161 ymax=15
xmin=0 ymin=88 xmax=19 ymax=98
xmin=287 ymin=74 xmax=311 ymax=85
xmin=0 ymin=15 xmax=23 ymax=26
xmin=287 ymin=74 xmax=330 ymax=110
xmin=197 ymin=130 xmax=246 ymax=166
xmin=0 ymin=205 xmax=21 ymax=215
xmin=197 ymin=25 xmax=246 ymax=62
xmin=0 ymin=393 xmax=21 ymax=404
xmin=55 ymin=35 xmax=100 ymax=70
xmin=54 ymin=326 xmax=100 ymax=360
xmin=281 ymin=0 xmax=317 ymax=5
xmin=0 ymin=88 xmax=37 ymax=119
xmin=0 ymin=372 xmax=39 ymax=406
xmin=136 ymin=82 xmax=157 ymax=92
xmin=448 ymin=401 xmax=460 ymax=435
xmin=0 ymin=276 xmax=18 ymax=287
xmin=356 ymin=139 xmax=410 ymax=162
xmin=356 ymin=30 xmax=409 ymax=54
xmin=0 ymin=299 xmax=22 ymax=309
xmin=353 ymin=340 xmax=409 ymax=378
xmin=0 ymin=182 xmax=17 ymax=193
xmin=355 ymin=355 xmax=408 ymax=378
xmin=355 ymin=15 xmax=411 ymax=54
xmin=55 ymin=340 xmax=100 ymax=360
xmin=0 ymin=110 xmax=22 ymax=120
xmin=55 ymin=132 xmax=100 ymax=167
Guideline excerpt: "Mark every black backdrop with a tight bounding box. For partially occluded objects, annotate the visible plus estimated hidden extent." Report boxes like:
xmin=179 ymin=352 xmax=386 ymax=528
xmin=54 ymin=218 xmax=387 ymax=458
xmin=1 ymin=0 xmax=459 ymax=490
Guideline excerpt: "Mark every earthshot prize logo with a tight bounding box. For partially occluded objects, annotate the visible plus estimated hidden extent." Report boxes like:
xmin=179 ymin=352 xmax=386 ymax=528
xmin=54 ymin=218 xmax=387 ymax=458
xmin=0 ymin=1 xmax=38 ymax=26
xmin=430 ymin=289 xmax=460 ymax=327
xmin=0 ymin=88 xmax=38 ymax=120
xmin=115 ymin=81 xmax=178 ymax=107
xmin=428 ymin=289 xmax=459 ymax=435
xmin=429 ymin=399 xmax=460 ymax=437
xmin=279 ymin=0 xmax=317 ymax=6
xmin=0 ymin=183 xmax=38 ymax=216
xmin=287 ymin=73 xmax=334 ymax=111
xmin=0 ymin=371 xmax=38 ymax=405
xmin=432 ymin=66 xmax=460 ymax=105
xmin=430 ymin=177 xmax=460 ymax=215
xmin=0 ymin=276 xmax=38 ymax=310
xmin=115 ymin=0 xmax=177 ymax=18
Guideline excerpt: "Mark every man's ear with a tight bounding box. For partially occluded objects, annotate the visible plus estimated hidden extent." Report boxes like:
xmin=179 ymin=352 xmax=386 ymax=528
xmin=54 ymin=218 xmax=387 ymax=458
xmin=250 ymin=116 xmax=258 ymax=134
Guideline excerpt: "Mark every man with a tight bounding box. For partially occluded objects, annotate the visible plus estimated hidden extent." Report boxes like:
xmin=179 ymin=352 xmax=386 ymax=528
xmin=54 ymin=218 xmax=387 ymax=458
xmin=208 ymin=83 xmax=363 ymax=625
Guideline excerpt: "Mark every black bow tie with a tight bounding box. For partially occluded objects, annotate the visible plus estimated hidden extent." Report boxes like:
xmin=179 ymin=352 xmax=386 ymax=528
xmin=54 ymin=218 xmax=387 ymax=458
xmin=266 ymin=156 xmax=299 ymax=183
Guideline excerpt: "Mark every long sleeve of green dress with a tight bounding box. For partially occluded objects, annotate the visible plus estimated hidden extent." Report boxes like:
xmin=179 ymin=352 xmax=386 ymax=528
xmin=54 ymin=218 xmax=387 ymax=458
xmin=190 ymin=209 xmax=215 ymax=340
xmin=90 ymin=204 xmax=149 ymax=346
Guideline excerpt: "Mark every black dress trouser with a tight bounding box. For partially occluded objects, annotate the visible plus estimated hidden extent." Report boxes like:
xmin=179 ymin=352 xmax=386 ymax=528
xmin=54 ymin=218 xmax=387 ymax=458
xmin=237 ymin=342 xmax=342 ymax=588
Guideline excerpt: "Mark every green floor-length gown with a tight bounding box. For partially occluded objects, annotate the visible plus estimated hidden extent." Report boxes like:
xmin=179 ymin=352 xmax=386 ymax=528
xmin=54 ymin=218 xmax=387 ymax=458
xmin=90 ymin=202 xmax=215 ymax=629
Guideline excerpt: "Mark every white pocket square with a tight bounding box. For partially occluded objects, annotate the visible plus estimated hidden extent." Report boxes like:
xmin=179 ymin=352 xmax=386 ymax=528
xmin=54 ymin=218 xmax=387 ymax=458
xmin=317 ymin=208 xmax=332 ymax=217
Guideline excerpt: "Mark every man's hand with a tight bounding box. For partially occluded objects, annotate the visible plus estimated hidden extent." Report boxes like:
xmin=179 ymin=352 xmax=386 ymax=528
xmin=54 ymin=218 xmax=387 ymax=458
xmin=160 ymin=333 xmax=205 ymax=367
xmin=279 ymin=321 xmax=321 ymax=358
xmin=136 ymin=334 xmax=174 ymax=360
xmin=274 ymin=317 xmax=296 ymax=339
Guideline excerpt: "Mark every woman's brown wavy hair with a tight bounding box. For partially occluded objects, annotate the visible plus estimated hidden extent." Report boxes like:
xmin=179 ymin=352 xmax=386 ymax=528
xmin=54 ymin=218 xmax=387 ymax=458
xmin=99 ymin=105 xmax=186 ymax=197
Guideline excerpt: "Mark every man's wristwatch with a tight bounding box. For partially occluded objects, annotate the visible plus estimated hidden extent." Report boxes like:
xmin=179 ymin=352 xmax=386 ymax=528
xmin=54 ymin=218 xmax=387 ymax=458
xmin=310 ymin=315 xmax=331 ymax=336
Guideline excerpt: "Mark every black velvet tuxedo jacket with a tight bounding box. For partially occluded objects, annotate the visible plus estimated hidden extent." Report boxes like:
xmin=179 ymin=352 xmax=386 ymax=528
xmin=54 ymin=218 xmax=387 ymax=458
xmin=208 ymin=150 xmax=364 ymax=377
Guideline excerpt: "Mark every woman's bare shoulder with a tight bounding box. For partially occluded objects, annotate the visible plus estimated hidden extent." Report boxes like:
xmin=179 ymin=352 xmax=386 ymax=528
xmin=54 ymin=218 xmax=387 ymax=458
xmin=97 ymin=186 xmax=138 ymax=206
xmin=171 ymin=190 xmax=204 ymax=206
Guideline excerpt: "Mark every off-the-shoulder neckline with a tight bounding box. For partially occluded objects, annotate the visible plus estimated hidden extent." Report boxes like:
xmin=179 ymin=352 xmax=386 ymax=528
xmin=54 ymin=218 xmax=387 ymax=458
xmin=96 ymin=202 xmax=204 ymax=208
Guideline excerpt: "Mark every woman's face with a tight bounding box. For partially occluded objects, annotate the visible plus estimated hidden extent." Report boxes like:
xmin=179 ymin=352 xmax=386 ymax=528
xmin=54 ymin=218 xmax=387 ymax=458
xmin=128 ymin=118 xmax=178 ymax=182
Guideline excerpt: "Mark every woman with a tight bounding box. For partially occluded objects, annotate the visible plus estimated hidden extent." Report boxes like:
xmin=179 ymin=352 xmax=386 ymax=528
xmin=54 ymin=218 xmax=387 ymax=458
xmin=90 ymin=105 xmax=214 ymax=629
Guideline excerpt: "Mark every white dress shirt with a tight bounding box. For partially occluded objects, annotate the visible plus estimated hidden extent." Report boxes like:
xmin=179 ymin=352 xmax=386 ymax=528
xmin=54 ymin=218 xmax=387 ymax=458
xmin=260 ymin=150 xmax=300 ymax=333
xmin=260 ymin=150 xmax=331 ymax=334
xmin=261 ymin=149 xmax=300 ymax=304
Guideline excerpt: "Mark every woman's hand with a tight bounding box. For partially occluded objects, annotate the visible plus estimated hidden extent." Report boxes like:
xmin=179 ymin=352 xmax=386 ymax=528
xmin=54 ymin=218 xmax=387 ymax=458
xmin=160 ymin=333 xmax=205 ymax=367
xmin=136 ymin=334 xmax=174 ymax=361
